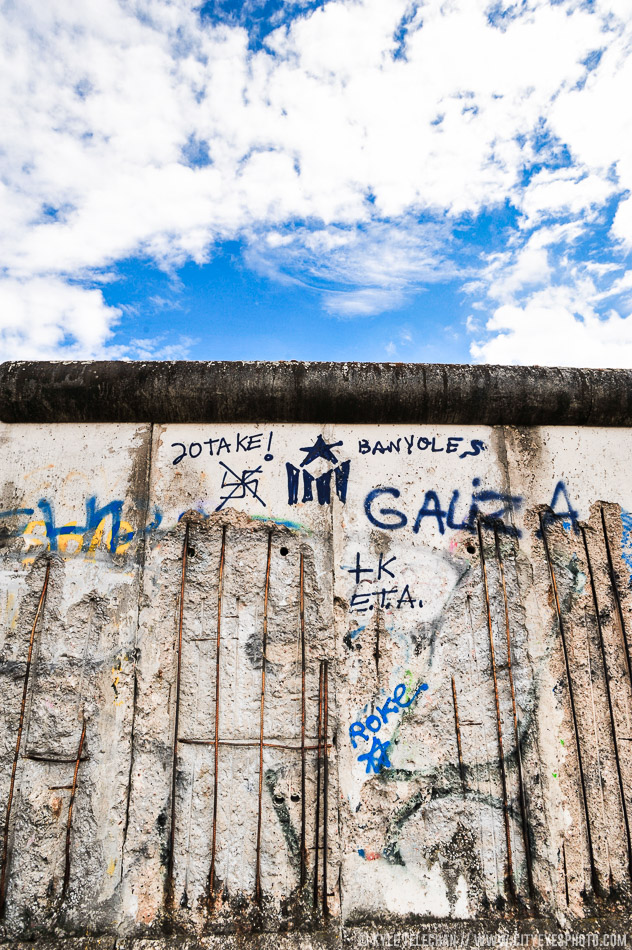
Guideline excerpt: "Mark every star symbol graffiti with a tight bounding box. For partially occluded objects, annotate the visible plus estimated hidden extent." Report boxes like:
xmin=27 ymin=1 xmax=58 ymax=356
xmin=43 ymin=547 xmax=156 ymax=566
xmin=299 ymin=435 xmax=343 ymax=467
xmin=357 ymin=736 xmax=391 ymax=774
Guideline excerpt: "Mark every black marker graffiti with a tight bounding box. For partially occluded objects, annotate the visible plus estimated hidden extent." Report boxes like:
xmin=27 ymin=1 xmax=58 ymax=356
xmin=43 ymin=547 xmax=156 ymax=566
xmin=215 ymin=463 xmax=266 ymax=512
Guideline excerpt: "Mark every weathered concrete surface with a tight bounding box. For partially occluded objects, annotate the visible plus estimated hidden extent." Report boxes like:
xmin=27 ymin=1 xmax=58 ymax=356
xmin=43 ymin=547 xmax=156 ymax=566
xmin=3 ymin=360 xmax=632 ymax=426
xmin=2 ymin=363 xmax=632 ymax=945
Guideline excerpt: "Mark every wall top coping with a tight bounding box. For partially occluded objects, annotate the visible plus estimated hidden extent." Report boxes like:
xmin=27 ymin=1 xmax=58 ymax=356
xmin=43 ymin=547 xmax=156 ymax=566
xmin=1 ymin=360 xmax=630 ymax=426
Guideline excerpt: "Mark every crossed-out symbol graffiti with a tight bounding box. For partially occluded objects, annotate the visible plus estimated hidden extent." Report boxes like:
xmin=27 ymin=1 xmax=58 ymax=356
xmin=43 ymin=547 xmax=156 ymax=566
xmin=215 ymin=462 xmax=267 ymax=512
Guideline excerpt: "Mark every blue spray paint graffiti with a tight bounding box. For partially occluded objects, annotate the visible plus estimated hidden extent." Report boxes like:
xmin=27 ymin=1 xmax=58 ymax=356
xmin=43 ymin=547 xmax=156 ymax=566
xmin=363 ymin=479 xmax=582 ymax=541
xmin=621 ymin=510 xmax=632 ymax=577
xmin=364 ymin=481 xmax=522 ymax=537
xmin=539 ymin=481 xmax=580 ymax=534
xmin=0 ymin=498 xmax=161 ymax=558
xmin=350 ymin=682 xmax=429 ymax=774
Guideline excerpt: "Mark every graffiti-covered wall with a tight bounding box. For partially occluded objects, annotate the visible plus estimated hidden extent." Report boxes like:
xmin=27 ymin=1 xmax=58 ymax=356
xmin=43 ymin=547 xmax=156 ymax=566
xmin=2 ymin=362 xmax=632 ymax=944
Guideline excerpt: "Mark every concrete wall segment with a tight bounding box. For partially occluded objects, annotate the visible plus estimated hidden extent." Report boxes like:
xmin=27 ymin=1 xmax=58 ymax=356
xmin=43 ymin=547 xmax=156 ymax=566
xmin=2 ymin=392 xmax=632 ymax=941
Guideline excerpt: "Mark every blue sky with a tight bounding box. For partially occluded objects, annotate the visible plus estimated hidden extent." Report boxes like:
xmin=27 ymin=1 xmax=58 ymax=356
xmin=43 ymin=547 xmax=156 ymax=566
xmin=1 ymin=0 xmax=632 ymax=365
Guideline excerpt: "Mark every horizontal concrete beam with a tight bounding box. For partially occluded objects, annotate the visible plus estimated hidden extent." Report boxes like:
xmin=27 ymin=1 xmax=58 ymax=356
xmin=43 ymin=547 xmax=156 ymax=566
xmin=1 ymin=360 xmax=632 ymax=425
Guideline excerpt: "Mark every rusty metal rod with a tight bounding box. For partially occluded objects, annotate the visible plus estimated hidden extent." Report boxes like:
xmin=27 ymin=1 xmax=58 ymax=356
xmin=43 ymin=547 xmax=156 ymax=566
xmin=600 ymin=507 xmax=632 ymax=702
xmin=322 ymin=660 xmax=329 ymax=917
xmin=209 ymin=525 xmax=226 ymax=901
xmin=300 ymin=553 xmax=307 ymax=889
xmin=166 ymin=522 xmax=189 ymax=907
xmin=25 ymin=753 xmax=89 ymax=763
xmin=179 ymin=738 xmax=329 ymax=750
xmin=494 ymin=524 xmax=536 ymax=903
xmin=313 ymin=661 xmax=324 ymax=911
xmin=581 ymin=525 xmax=632 ymax=884
xmin=539 ymin=513 xmax=599 ymax=896
xmin=477 ymin=520 xmax=516 ymax=900
xmin=451 ymin=676 xmax=466 ymax=798
xmin=61 ymin=718 xmax=86 ymax=899
xmin=0 ymin=560 xmax=50 ymax=916
xmin=562 ymin=841 xmax=570 ymax=906
xmin=582 ymin=605 xmax=613 ymax=887
xmin=254 ymin=531 xmax=272 ymax=905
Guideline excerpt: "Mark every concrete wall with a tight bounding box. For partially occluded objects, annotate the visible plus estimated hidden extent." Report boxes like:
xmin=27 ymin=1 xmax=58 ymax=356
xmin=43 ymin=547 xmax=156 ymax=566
xmin=2 ymin=363 xmax=632 ymax=944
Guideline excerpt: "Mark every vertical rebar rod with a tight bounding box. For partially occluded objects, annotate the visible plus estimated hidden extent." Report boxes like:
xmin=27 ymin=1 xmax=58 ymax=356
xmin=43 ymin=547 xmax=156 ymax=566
xmin=209 ymin=525 xmax=226 ymax=900
xmin=322 ymin=660 xmax=329 ymax=917
xmin=581 ymin=526 xmax=632 ymax=884
xmin=467 ymin=593 xmax=500 ymax=896
xmin=539 ymin=512 xmax=599 ymax=896
xmin=299 ymin=553 xmax=307 ymax=889
xmin=166 ymin=522 xmax=189 ymax=906
xmin=600 ymin=507 xmax=632 ymax=702
xmin=582 ymin=607 xmax=613 ymax=885
xmin=0 ymin=560 xmax=50 ymax=916
xmin=254 ymin=532 xmax=272 ymax=905
xmin=477 ymin=520 xmax=516 ymax=900
xmin=61 ymin=718 xmax=86 ymax=899
xmin=451 ymin=676 xmax=466 ymax=798
xmin=313 ymin=662 xmax=324 ymax=911
xmin=562 ymin=841 xmax=570 ymax=905
xmin=494 ymin=524 xmax=536 ymax=903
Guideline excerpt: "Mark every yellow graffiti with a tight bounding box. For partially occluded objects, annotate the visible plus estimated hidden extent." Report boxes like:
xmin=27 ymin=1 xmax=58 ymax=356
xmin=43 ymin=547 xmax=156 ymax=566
xmin=21 ymin=518 xmax=134 ymax=566
xmin=111 ymin=660 xmax=124 ymax=706
xmin=23 ymin=519 xmax=48 ymax=550
xmin=22 ymin=519 xmax=48 ymax=566
xmin=87 ymin=519 xmax=134 ymax=559
xmin=5 ymin=591 xmax=17 ymax=630
xmin=58 ymin=521 xmax=83 ymax=555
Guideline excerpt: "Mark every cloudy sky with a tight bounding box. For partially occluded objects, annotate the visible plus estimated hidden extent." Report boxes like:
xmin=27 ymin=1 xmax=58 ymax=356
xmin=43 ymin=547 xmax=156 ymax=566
xmin=2 ymin=0 xmax=632 ymax=365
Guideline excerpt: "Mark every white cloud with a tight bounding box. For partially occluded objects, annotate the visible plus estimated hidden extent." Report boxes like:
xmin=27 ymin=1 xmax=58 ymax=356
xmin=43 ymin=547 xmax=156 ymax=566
xmin=471 ymin=300 xmax=632 ymax=368
xmin=0 ymin=278 xmax=120 ymax=359
xmin=1 ymin=0 xmax=632 ymax=359
xmin=244 ymin=219 xmax=456 ymax=314
xmin=520 ymin=168 xmax=616 ymax=227
xmin=323 ymin=287 xmax=407 ymax=317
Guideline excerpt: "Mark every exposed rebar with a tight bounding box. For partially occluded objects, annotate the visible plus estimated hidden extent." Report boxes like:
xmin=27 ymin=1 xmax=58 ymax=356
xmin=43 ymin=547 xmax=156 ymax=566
xmin=539 ymin=513 xmax=599 ymax=896
xmin=0 ymin=560 xmax=50 ymax=916
xmin=494 ymin=524 xmax=536 ymax=904
xmin=451 ymin=676 xmax=466 ymax=798
xmin=61 ymin=718 xmax=86 ymax=899
xmin=600 ymin=507 xmax=632 ymax=705
xmin=322 ymin=660 xmax=329 ymax=917
xmin=179 ymin=738 xmax=328 ymax=750
xmin=313 ymin=662 xmax=324 ymax=911
xmin=209 ymin=525 xmax=226 ymax=901
xmin=478 ymin=520 xmax=516 ymax=900
xmin=166 ymin=522 xmax=189 ymax=907
xmin=254 ymin=532 xmax=272 ymax=905
xmin=300 ymin=553 xmax=307 ymax=889
xmin=581 ymin=525 xmax=632 ymax=885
